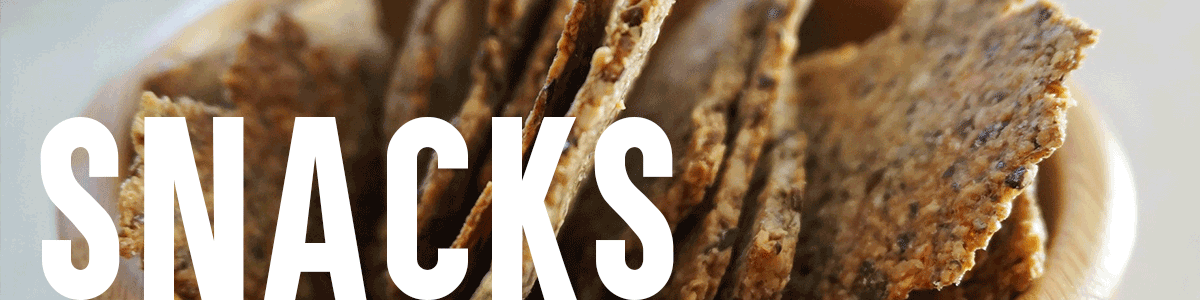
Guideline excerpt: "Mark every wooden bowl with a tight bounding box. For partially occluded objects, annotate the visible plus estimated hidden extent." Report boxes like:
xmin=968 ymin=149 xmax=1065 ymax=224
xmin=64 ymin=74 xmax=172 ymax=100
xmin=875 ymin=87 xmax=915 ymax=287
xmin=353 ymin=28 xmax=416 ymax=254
xmin=58 ymin=1 xmax=1136 ymax=299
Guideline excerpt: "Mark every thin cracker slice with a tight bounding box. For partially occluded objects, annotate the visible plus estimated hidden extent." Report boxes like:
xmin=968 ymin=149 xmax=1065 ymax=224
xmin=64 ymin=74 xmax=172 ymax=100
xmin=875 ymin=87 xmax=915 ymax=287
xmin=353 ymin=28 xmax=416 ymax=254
xmin=401 ymin=0 xmax=574 ymax=298
xmin=469 ymin=0 xmax=677 ymax=298
xmin=532 ymin=0 xmax=739 ymax=295
xmin=723 ymin=135 xmax=807 ymax=300
xmin=383 ymin=0 xmax=556 ymax=298
xmin=477 ymin=0 xmax=576 ymax=187
xmin=412 ymin=0 xmax=547 ymax=248
xmin=382 ymin=0 xmax=486 ymax=133
xmin=468 ymin=0 xmax=619 ymax=297
xmin=452 ymin=0 xmax=577 ymax=255
xmin=783 ymin=0 xmax=1095 ymax=298
xmin=637 ymin=0 xmax=766 ymax=231
xmin=660 ymin=0 xmax=808 ymax=299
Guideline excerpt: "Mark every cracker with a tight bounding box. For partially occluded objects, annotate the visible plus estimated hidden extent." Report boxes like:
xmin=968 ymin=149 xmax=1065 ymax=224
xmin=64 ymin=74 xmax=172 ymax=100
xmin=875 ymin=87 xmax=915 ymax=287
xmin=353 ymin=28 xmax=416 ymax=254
xmin=468 ymin=0 xmax=677 ymax=298
xmin=467 ymin=0 xmax=619 ymax=296
xmin=382 ymin=0 xmax=486 ymax=133
xmin=411 ymin=0 xmax=547 ymax=253
xmin=118 ymin=15 xmax=376 ymax=299
xmin=142 ymin=0 xmax=392 ymax=107
xmin=446 ymin=0 xmax=575 ymax=274
xmin=722 ymin=135 xmax=807 ymax=300
xmin=782 ymin=1 xmax=1095 ymax=298
xmin=660 ymin=1 xmax=808 ymax=299
xmin=374 ymin=0 xmax=556 ymax=298
xmin=910 ymin=189 xmax=1047 ymax=300
xmin=554 ymin=0 xmax=779 ymax=296
xmin=636 ymin=0 xmax=771 ymax=231
xmin=117 ymin=93 xmax=231 ymax=300
xmin=477 ymin=0 xmax=576 ymax=187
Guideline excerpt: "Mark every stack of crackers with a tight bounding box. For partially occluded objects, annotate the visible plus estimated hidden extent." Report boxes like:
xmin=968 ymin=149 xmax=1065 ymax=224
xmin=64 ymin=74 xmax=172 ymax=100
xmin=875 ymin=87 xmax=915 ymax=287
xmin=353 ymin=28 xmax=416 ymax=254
xmin=113 ymin=0 xmax=1096 ymax=299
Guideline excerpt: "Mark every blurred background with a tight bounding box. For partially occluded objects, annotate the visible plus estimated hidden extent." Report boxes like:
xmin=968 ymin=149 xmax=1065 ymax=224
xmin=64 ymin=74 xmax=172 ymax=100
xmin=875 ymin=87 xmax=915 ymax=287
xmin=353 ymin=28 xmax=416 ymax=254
xmin=2 ymin=0 xmax=1197 ymax=298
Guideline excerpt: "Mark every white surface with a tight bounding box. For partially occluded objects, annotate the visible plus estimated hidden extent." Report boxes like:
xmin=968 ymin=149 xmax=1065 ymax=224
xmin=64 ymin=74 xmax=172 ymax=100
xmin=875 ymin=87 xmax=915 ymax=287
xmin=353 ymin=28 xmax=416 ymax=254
xmin=1 ymin=0 xmax=1197 ymax=299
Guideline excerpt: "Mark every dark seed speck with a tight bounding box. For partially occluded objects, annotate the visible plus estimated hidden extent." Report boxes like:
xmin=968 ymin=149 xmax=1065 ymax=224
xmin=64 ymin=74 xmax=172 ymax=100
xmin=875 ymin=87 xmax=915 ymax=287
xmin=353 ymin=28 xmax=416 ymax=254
xmin=897 ymin=232 xmax=914 ymax=253
xmin=767 ymin=5 xmax=783 ymax=20
xmin=621 ymin=6 xmax=644 ymax=26
xmin=942 ymin=164 xmax=956 ymax=179
xmin=855 ymin=261 xmax=889 ymax=300
xmin=757 ymin=75 xmax=776 ymax=89
xmin=718 ymin=229 xmax=740 ymax=250
xmin=1036 ymin=7 xmax=1053 ymax=25
xmin=1005 ymin=166 xmax=1028 ymax=189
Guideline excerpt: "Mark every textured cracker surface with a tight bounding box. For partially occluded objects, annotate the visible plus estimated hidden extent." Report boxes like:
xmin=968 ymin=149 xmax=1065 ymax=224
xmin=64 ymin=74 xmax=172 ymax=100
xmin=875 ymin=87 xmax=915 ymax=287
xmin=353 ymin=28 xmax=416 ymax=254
xmin=469 ymin=0 xmax=678 ymax=298
xmin=725 ymin=136 xmax=807 ymax=300
xmin=554 ymin=0 xmax=765 ymax=296
xmin=660 ymin=0 xmax=808 ymax=299
xmin=911 ymin=190 xmax=1047 ymax=300
xmin=117 ymin=93 xmax=230 ymax=300
xmin=642 ymin=0 xmax=766 ymax=232
xmin=783 ymin=0 xmax=1095 ymax=299
xmin=118 ymin=16 xmax=374 ymax=299
xmin=377 ymin=0 xmax=554 ymax=298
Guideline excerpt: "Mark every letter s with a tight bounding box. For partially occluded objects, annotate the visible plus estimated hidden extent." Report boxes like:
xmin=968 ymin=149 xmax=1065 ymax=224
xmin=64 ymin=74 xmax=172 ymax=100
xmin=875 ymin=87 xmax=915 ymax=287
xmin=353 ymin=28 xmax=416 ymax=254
xmin=41 ymin=117 xmax=119 ymax=299
xmin=594 ymin=117 xmax=673 ymax=299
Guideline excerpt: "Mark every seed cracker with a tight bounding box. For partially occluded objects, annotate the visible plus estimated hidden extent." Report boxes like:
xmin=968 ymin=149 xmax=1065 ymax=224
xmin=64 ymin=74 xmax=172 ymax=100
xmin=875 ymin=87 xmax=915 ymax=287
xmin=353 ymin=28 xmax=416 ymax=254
xmin=659 ymin=1 xmax=808 ymax=299
xmin=477 ymin=0 xmax=576 ymax=187
xmin=782 ymin=1 xmax=1095 ymax=298
xmin=634 ymin=0 xmax=768 ymax=232
xmin=910 ymin=189 xmax=1047 ymax=300
xmin=377 ymin=0 xmax=557 ymax=298
xmin=411 ymin=0 xmax=546 ymax=251
xmin=555 ymin=0 xmax=777 ymax=296
xmin=468 ymin=0 xmax=676 ymax=298
xmin=722 ymin=135 xmax=807 ymax=300
xmin=118 ymin=15 xmax=376 ymax=299
xmin=117 ymin=93 xmax=230 ymax=300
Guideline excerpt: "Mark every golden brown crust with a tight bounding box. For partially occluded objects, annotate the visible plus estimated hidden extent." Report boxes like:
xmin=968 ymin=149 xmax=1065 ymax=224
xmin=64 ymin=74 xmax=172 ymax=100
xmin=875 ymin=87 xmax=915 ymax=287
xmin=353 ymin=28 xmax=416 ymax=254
xmin=642 ymin=0 xmax=767 ymax=231
xmin=451 ymin=183 xmax=495 ymax=250
xmin=117 ymin=93 xmax=230 ymax=300
xmin=661 ymin=1 xmax=808 ymax=299
xmin=477 ymin=0 xmax=575 ymax=187
xmin=910 ymin=190 xmax=1047 ymax=300
xmin=552 ymin=0 xmax=756 ymax=296
xmin=118 ymin=15 xmax=375 ymax=299
xmin=374 ymin=0 xmax=552 ymax=297
xmin=412 ymin=0 xmax=546 ymax=246
xmin=469 ymin=0 xmax=617 ymax=297
xmin=468 ymin=0 xmax=678 ymax=298
xmin=724 ymin=135 xmax=807 ymax=300
xmin=783 ymin=1 xmax=1095 ymax=299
